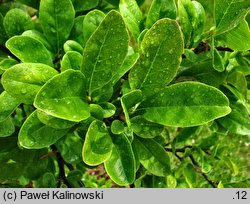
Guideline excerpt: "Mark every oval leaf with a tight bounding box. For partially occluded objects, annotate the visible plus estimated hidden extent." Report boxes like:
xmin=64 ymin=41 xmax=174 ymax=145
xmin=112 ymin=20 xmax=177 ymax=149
xmin=0 ymin=117 xmax=15 ymax=137
xmin=60 ymin=51 xmax=82 ymax=72
xmin=104 ymin=133 xmax=136 ymax=186
xmin=34 ymin=70 xmax=90 ymax=122
xmin=6 ymin=36 xmax=53 ymax=66
xmin=139 ymin=82 xmax=231 ymax=127
xmin=129 ymin=19 xmax=184 ymax=95
xmin=2 ymin=63 xmax=58 ymax=104
xmin=39 ymin=0 xmax=75 ymax=53
xmin=133 ymin=137 xmax=171 ymax=177
xmin=18 ymin=111 xmax=68 ymax=149
xmin=0 ymin=91 xmax=19 ymax=122
xmin=81 ymin=10 xmax=129 ymax=98
xmin=215 ymin=0 xmax=250 ymax=35
xmin=82 ymin=120 xmax=113 ymax=166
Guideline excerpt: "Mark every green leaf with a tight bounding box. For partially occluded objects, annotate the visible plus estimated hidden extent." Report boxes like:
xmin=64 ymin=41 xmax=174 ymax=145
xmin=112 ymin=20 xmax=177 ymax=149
xmin=139 ymin=82 xmax=231 ymax=127
xmin=129 ymin=19 xmax=184 ymax=95
xmin=212 ymin=48 xmax=225 ymax=72
xmin=82 ymin=120 xmax=113 ymax=166
xmin=18 ymin=110 xmax=68 ymax=149
xmin=2 ymin=63 xmax=58 ymax=104
xmin=39 ymin=0 xmax=75 ymax=53
xmin=34 ymin=70 xmax=90 ymax=122
xmin=6 ymin=36 xmax=53 ymax=66
xmin=121 ymin=89 xmax=142 ymax=127
xmin=37 ymin=110 xmax=76 ymax=129
xmin=69 ymin=15 xmax=84 ymax=44
xmin=0 ymin=91 xmax=19 ymax=122
xmin=0 ymin=117 xmax=15 ymax=137
xmin=56 ymin=132 xmax=82 ymax=164
xmin=133 ymin=137 xmax=171 ymax=177
xmin=83 ymin=10 xmax=105 ymax=45
xmin=71 ymin=0 xmax=99 ymax=12
xmin=111 ymin=120 xmax=125 ymax=135
xmin=0 ymin=13 xmax=7 ymax=44
xmin=104 ymin=133 xmax=136 ymax=186
xmin=146 ymin=0 xmax=177 ymax=28
xmin=0 ymin=58 xmax=18 ymax=72
xmin=22 ymin=30 xmax=53 ymax=52
xmin=81 ymin=10 xmax=129 ymax=99
xmin=42 ymin=172 xmax=57 ymax=188
xmin=3 ymin=8 xmax=33 ymax=37
xmin=215 ymin=0 xmax=250 ymax=35
xmin=119 ymin=0 xmax=143 ymax=39
xmin=90 ymin=102 xmax=116 ymax=120
xmin=218 ymin=20 xmax=250 ymax=51
xmin=60 ymin=51 xmax=82 ymax=72
xmin=131 ymin=116 xmax=164 ymax=138
xmin=63 ymin=40 xmax=83 ymax=54
xmin=111 ymin=48 xmax=139 ymax=85
xmin=183 ymin=163 xmax=196 ymax=187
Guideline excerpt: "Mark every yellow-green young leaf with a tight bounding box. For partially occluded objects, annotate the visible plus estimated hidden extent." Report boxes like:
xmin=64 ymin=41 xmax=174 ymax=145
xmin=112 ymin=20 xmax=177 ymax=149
xmin=146 ymin=0 xmax=177 ymax=28
xmin=218 ymin=20 xmax=250 ymax=51
xmin=60 ymin=51 xmax=82 ymax=72
xmin=133 ymin=137 xmax=171 ymax=177
xmin=3 ymin=8 xmax=33 ymax=37
xmin=82 ymin=120 xmax=113 ymax=166
xmin=104 ymin=133 xmax=136 ymax=186
xmin=19 ymin=111 xmax=68 ymax=149
xmin=215 ymin=0 xmax=250 ymax=35
xmin=34 ymin=70 xmax=90 ymax=122
xmin=81 ymin=10 xmax=129 ymax=99
xmin=37 ymin=110 xmax=76 ymax=129
xmin=2 ymin=63 xmax=58 ymax=104
xmin=6 ymin=36 xmax=53 ymax=66
xmin=119 ymin=0 xmax=143 ymax=39
xmin=83 ymin=10 xmax=105 ymax=44
xmin=131 ymin=116 xmax=164 ymax=138
xmin=139 ymin=82 xmax=231 ymax=127
xmin=0 ymin=117 xmax=15 ymax=137
xmin=39 ymin=0 xmax=75 ymax=53
xmin=129 ymin=19 xmax=184 ymax=95
xmin=212 ymin=48 xmax=225 ymax=72
xmin=0 ymin=91 xmax=19 ymax=122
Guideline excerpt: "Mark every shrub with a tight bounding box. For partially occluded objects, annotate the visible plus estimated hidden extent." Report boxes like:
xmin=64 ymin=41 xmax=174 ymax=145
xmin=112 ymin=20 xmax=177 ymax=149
xmin=0 ymin=0 xmax=249 ymax=187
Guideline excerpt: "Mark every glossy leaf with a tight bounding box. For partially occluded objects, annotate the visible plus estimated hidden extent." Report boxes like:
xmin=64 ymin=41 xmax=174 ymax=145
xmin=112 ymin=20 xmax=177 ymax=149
xmin=215 ymin=0 xmax=250 ymax=35
xmin=18 ymin=111 xmax=68 ymax=149
xmin=146 ymin=0 xmax=177 ymax=28
xmin=133 ymin=137 xmax=171 ymax=177
xmin=0 ymin=91 xmax=19 ymax=122
xmin=131 ymin=116 xmax=164 ymax=138
xmin=219 ymin=20 xmax=250 ymax=51
xmin=81 ymin=10 xmax=129 ymax=98
xmin=139 ymin=82 xmax=231 ymax=127
xmin=69 ymin=15 xmax=84 ymax=44
xmin=22 ymin=30 xmax=53 ymax=52
xmin=0 ymin=58 xmax=18 ymax=72
xmin=119 ymin=0 xmax=143 ymax=39
xmin=71 ymin=0 xmax=99 ymax=12
xmin=60 ymin=51 xmax=82 ymax=72
xmin=111 ymin=120 xmax=125 ymax=135
xmin=2 ymin=63 xmax=58 ymax=104
xmin=6 ymin=36 xmax=53 ymax=66
xmin=129 ymin=19 xmax=184 ymax=95
xmin=104 ymin=133 xmax=136 ymax=186
xmin=56 ymin=132 xmax=83 ymax=164
xmin=0 ymin=117 xmax=15 ymax=137
xmin=34 ymin=70 xmax=90 ymax=122
xmin=37 ymin=110 xmax=76 ymax=129
xmin=39 ymin=0 xmax=75 ymax=53
xmin=3 ymin=8 xmax=33 ymax=37
xmin=83 ymin=10 xmax=105 ymax=44
xmin=183 ymin=163 xmax=196 ymax=187
xmin=212 ymin=48 xmax=225 ymax=72
xmin=63 ymin=40 xmax=83 ymax=54
xmin=82 ymin=120 xmax=113 ymax=166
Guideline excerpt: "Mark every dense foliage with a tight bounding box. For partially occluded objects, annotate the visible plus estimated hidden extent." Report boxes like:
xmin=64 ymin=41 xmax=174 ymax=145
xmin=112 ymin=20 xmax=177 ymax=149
xmin=0 ymin=0 xmax=250 ymax=188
